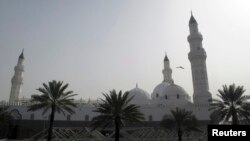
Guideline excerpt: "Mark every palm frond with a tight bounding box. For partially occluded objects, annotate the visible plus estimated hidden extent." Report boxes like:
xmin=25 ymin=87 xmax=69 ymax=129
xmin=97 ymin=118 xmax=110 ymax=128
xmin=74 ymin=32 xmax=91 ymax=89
xmin=91 ymin=89 xmax=144 ymax=131
xmin=0 ymin=106 xmax=13 ymax=125
xmin=210 ymin=84 xmax=250 ymax=125
xmin=28 ymin=80 xmax=77 ymax=116
xmin=162 ymin=108 xmax=200 ymax=133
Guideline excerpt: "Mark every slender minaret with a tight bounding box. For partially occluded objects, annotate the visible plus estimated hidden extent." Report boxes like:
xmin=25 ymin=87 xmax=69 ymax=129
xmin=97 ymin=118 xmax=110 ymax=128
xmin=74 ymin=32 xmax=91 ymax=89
xmin=187 ymin=13 xmax=212 ymax=105
xmin=162 ymin=54 xmax=174 ymax=84
xmin=9 ymin=50 xmax=24 ymax=104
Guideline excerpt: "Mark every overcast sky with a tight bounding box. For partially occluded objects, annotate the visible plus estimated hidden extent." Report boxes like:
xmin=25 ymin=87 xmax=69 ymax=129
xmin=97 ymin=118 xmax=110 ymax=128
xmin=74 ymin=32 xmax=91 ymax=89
xmin=1 ymin=0 xmax=250 ymax=101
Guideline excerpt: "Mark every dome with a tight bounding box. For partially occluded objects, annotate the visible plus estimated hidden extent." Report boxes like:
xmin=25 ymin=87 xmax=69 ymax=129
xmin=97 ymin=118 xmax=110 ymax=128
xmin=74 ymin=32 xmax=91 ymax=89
xmin=152 ymin=83 xmax=191 ymax=106
xmin=151 ymin=82 xmax=171 ymax=99
xmin=128 ymin=85 xmax=150 ymax=105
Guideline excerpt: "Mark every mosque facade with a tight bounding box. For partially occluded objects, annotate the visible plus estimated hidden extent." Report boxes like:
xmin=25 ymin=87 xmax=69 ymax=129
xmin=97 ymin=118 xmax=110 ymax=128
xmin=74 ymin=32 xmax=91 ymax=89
xmin=4 ymin=14 xmax=212 ymax=123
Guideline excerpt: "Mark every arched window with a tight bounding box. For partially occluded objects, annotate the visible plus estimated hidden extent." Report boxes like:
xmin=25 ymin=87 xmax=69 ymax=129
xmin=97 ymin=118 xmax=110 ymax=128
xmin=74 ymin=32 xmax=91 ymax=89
xmin=156 ymin=93 xmax=159 ymax=98
xmin=165 ymin=95 xmax=168 ymax=99
xmin=67 ymin=115 xmax=71 ymax=121
xmin=85 ymin=115 xmax=89 ymax=121
xmin=177 ymin=94 xmax=180 ymax=99
xmin=148 ymin=115 xmax=153 ymax=121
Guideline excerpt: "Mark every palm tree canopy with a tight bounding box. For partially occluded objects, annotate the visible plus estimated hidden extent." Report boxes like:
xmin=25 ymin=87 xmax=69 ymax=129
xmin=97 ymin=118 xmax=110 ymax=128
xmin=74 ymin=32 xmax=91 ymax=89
xmin=0 ymin=106 xmax=13 ymax=125
xmin=27 ymin=80 xmax=77 ymax=115
xmin=91 ymin=90 xmax=145 ymax=130
xmin=209 ymin=84 xmax=250 ymax=124
xmin=162 ymin=108 xmax=200 ymax=132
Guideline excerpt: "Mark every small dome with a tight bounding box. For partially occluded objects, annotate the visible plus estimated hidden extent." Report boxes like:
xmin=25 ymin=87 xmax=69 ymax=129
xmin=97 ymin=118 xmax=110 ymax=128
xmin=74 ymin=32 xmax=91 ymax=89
xmin=128 ymin=85 xmax=150 ymax=105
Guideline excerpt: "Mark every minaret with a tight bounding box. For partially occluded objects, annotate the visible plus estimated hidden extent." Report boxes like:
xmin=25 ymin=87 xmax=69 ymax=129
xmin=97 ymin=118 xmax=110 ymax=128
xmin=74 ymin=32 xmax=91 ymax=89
xmin=187 ymin=13 xmax=212 ymax=105
xmin=162 ymin=54 xmax=174 ymax=84
xmin=9 ymin=50 xmax=24 ymax=104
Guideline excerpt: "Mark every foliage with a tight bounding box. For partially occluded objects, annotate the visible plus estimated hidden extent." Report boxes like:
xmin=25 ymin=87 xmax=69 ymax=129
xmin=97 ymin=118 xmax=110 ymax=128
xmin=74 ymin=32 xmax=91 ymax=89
xmin=0 ymin=106 xmax=14 ymax=139
xmin=91 ymin=90 xmax=144 ymax=141
xmin=209 ymin=84 xmax=250 ymax=125
xmin=28 ymin=80 xmax=77 ymax=141
xmin=0 ymin=106 xmax=13 ymax=125
xmin=162 ymin=107 xmax=200 ymax=141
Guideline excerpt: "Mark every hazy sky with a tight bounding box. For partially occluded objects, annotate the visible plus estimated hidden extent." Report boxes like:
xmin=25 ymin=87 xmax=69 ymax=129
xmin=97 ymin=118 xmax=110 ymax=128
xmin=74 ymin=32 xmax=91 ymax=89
xmin=1 ymin=0 xmax=250 ymax=101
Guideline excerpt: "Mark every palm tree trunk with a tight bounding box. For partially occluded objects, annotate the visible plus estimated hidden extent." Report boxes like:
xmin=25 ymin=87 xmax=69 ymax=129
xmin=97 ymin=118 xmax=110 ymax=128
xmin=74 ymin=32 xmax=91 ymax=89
xmin=232 ymin=112 xmax=239 ymax=125
xmin=115 ymin=116 xmax=120 ymax=141
xmin=47 ymin=105 xmax=55 ymax=141
xmin=178 ymin=128 xmax=182 ymax=141
xmin=232 ymin=106 xmax=239 ymax=125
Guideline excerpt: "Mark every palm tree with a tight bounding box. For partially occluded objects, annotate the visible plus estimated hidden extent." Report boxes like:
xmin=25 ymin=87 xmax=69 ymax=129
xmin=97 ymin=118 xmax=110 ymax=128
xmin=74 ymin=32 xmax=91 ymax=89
xmin=0 ymin=106 xmax=13 ymax=138
xmin=161 ymin=108 xmax=200 ymax=141
xmin=91 ymin=90 xmax=144 ymax=141
xmin=209 ymin=84 xmax=250 ymax=125
xmin=0 ymin=106 xmax=13 ymax=125
xmin=27 ymin=80 xmax=77 ymax=141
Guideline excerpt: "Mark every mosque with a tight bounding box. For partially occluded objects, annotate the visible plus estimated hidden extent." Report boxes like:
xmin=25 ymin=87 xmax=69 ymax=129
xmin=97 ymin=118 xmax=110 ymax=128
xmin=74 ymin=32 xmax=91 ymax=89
xmin=2 ymin=14 xmax=212 ymax=140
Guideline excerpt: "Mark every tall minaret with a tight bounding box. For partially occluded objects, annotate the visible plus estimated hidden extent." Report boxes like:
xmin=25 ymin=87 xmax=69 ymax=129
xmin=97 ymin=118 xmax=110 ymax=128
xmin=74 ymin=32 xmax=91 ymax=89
xmin=9 ymin=50 xmax=24 ymax=104
xmin=162 ymin=54 xmax=174 ymax=84
xmin=187 ymin=13 xmax=212 ymax=105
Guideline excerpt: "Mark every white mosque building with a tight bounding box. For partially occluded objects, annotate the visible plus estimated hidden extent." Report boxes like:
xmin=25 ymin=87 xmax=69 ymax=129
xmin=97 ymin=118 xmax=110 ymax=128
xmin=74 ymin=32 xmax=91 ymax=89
xmin=5 ymin=14 xmax=212 ymax=123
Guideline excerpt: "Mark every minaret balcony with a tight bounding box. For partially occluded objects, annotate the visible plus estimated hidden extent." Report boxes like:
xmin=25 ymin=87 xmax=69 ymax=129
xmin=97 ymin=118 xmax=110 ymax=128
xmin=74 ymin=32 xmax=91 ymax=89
xmin=188 ymin=52 xmax=207 ymax=61
xmin=187 ymin=33 xmax=203 ymax=42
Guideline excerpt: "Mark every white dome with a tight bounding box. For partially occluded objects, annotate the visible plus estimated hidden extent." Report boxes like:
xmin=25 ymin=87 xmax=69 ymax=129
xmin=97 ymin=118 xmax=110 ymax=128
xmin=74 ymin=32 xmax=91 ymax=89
xmin=151 ymin=82 xmax=171 ymax=99
xmin=152 ymin=83 xmax=191 ymax=106
xmin=128 ymin=86 xmax=150 ymax=105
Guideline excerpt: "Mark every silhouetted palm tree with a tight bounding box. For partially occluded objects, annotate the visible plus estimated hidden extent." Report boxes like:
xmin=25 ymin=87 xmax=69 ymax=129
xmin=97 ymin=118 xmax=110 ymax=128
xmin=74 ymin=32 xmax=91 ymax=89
xmin=209 ymin=84 xmax=250 ymax=125
xmin=161 ymin=108 xmax=200 ymax=141
xmin=91 ymin=90 xmax=144 ymax=141
xmin=0 ymin=106 xmax=13 ymax=125
xmin=28 ymin=80 xmax=77 ymax=141
xmin=0 ymin=106 xmax=13 ymax=138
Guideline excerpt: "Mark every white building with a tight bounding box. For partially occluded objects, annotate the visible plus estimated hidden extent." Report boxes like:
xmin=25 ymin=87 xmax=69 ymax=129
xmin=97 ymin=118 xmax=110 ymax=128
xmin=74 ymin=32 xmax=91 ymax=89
xmin=5 ymin=14 xmax=212 ymax=122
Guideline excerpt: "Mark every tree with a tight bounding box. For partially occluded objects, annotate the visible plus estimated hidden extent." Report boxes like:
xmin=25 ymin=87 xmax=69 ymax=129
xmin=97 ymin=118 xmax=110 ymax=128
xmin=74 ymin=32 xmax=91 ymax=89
xmin=91 ymin=90 xmax=144 ymax=141
xmin=0 ymin=106 xmax=13 ymax=138
xmin=0 ymin=106 xmax=13 ymax=125
xmin=209 ymin=84 xmax=250 ymax=125
xmin=27 ymin=80 xmax=77 ymax=141
xmin=161 ymin=108 xmax=200 ymax=141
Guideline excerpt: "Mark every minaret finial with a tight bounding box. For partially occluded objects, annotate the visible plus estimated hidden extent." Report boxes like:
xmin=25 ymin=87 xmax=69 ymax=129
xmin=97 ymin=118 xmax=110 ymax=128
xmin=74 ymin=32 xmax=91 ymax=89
xmin=164 ymin=53 xmax=169 ymax=61
xmin=136 ymin=83 xmax=138 ymax=88
xmin=189 ymin=11 xmax=197 ymax=24
xmin=19 ymin=49 xmax=24 ymax=59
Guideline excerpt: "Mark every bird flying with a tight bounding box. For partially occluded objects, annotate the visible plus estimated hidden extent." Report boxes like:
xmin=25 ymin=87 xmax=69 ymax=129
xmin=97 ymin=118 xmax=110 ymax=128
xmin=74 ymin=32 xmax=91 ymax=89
xmin=176 ymin=66 xmax=184 ymax=69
